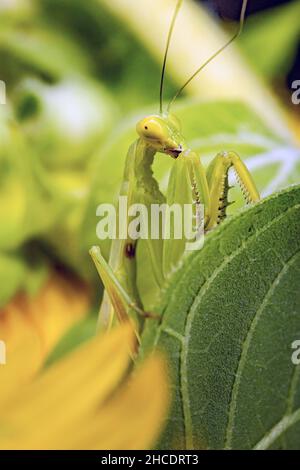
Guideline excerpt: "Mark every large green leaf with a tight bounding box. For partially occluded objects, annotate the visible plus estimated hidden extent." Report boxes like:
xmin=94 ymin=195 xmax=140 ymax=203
xmin=141 ymin=185 xmax=300 ymax=450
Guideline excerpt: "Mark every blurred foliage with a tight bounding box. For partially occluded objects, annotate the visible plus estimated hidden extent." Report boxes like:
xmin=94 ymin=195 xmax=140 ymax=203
xmin=239 ymin=0 xmax=300 ymax=79
xmin=0 ymin=0 xmax=299 ymax=309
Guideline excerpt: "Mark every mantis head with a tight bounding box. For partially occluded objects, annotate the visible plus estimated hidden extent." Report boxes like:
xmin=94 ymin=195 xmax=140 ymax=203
xmin=137 ymin=0 xmax=249 ymax=159
xmin=136 ymin=113 xmax=185 ymax=158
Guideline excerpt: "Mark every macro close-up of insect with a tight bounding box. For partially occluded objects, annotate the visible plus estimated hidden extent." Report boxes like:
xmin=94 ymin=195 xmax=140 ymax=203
xmin=90 ymin=0 xmax=260 ymax=334
xmin=0 ymin=0 xmax=299 ymax=455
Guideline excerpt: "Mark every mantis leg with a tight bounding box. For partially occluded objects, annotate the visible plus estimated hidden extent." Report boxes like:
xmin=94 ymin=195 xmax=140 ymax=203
xmin=205 ymin=151 xmax=260 ymax=230
xmin=94 ymin=141 xmax=151 ymax=330
xmin=162 ymin=150 xmax=211 ymax=277
xmin=90 ymin=246 xmax=145 ymax=339
xmin=91 ymin=138 xmax=163 ymax=332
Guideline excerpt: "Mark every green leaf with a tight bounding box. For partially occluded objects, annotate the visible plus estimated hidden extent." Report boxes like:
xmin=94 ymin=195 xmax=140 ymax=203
xmin=141 ymin=185 xmax=300 ymax=450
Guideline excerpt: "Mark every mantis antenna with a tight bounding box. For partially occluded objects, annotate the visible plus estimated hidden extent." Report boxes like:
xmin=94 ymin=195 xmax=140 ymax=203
xmin=159 ymin=0 xmax=183 ymax=114
xmin=167 ymin=0 xmax=249 ymax=112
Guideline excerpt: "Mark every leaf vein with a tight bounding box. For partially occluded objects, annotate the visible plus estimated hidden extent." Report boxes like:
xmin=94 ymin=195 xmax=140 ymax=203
xmin=180 ymin=202 xmax=300 ymax=450
xmin=253 ymin=408 xmax=300 ymax=450
xmin=224 ymin=250 xmax=300 ymax=449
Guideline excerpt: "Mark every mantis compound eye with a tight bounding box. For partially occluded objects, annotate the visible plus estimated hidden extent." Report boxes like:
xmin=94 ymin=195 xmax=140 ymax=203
xmin=136 ymin=117 xmax=166 ymax=142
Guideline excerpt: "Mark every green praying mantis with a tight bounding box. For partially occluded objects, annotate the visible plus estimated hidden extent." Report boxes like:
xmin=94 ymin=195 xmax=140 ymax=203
xmin=90 ymin=0 xmax=260 ymax=336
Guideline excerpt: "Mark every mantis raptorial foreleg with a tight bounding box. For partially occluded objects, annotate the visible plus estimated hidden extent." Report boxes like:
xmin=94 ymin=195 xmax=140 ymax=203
xmin=205 ymin=151 xmax=260 ymax=230
xmin=161 ymin=150 xmax=210 ymax=277
xmin=90 ymin=246 xmax=134 ymax=326
xmin=161 ymin=148 xmax=260 ymax=276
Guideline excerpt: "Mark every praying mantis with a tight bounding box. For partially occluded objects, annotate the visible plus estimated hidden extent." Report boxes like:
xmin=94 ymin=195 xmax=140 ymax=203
xmin=90 ymin=0 xmax=260 ymax=334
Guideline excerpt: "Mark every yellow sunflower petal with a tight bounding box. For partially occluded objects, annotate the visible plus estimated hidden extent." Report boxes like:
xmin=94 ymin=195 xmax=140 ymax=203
xmin=69 ymin=355 xmax=170 ymax=450
xmin=0 ymin=274 xmax=90 ymax=409
xmin=0 ymin=331 xmax=42 ymax=410
xmin=0 ymin=273 xmax=90 ymax=358
xmin=25 ymin=274 xmax=90 ymax=354
xmin=0 ymin=323 xmax=135 ymax=449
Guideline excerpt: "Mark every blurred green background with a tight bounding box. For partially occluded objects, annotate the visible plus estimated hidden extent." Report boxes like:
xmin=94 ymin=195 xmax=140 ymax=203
xmin=0 ymin=0 xmax=300 ymax=311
